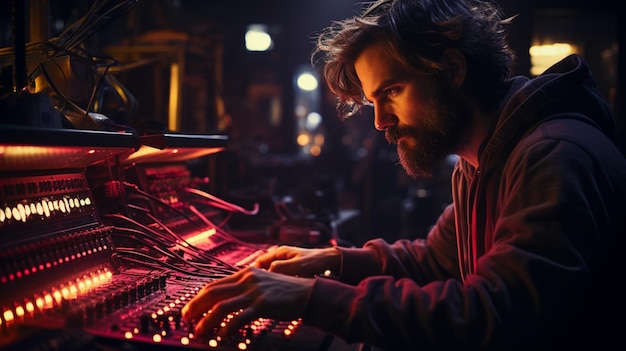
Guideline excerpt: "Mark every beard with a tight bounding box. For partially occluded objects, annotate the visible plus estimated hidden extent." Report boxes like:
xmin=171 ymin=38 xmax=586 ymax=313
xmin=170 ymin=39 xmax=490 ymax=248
xmin=385 ymin=87 xmax=468 ymax=178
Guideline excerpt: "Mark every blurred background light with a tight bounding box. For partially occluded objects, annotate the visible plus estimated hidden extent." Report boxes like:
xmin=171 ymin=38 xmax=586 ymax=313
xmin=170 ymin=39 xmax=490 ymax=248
xmin=296 ymin=72 xmax=318 ymax=91
xmin=245 ymin=24 xmax=273 ymax=52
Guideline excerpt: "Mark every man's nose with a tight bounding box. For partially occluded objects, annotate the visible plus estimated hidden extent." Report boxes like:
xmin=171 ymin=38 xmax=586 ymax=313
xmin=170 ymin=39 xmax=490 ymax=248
xmin=373 ymin=105 xmax=397 ymax=131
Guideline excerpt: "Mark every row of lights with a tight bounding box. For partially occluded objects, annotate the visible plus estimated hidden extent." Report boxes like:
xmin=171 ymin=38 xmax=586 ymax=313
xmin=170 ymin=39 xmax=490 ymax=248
xmin=0 ymin=193 xmax=92 ymax=224
xmin=1 ymin=269 xmax=113 ymax=327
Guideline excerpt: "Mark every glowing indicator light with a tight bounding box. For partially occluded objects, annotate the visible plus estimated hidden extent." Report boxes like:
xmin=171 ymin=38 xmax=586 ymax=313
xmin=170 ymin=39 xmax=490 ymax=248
xmin=208 ymin=339 xmax=218 ymax=347
xmin=180 ymin=336 xmax=190 ymax=345
xmin=15 ymin=305 xmax=25 ymax=317
xmin=124 ymin=331 xmax=133 ymax=339
xmin=42 ymin=294 xmax=54 ymax=310
xmin=152 ymin=334 xmax=162 ymax=343
xmin=3 ymin=309 xmax=14 ymax=322
xmin=237 ymin=342 xmax=247 ymax=350
xmin=284 ymin=329 xmax=292 ymax=336
xmin=53 ymin=290 xmax=62 ymax=304
xmin=25 ymin=301 xmax=35 ymax=313
xmin=36 ymin=297 xmax=44 ymax=310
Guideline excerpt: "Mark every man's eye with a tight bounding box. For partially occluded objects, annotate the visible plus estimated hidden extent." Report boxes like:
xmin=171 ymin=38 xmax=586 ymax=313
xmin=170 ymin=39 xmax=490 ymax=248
xmin=385 ymin=88 xmax=399 ymax=97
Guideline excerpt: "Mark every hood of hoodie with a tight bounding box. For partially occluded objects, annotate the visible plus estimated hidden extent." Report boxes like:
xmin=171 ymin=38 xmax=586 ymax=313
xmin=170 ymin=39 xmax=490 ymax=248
xmin=474 ymin=54 xmax=614 ymax=174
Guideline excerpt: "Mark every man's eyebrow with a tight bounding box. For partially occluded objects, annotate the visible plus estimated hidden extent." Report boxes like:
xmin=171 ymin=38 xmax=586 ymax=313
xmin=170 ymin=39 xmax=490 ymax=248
xmin=367 ymin=78 xmax=396 ymax=101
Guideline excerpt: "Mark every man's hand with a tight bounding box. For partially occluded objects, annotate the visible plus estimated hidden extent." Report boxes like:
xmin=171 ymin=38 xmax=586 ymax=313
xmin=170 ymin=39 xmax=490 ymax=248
xmin=181 ymin=266 xmax=314 ymax=338
xmin=253 ymin=245 xmax=341 ymax=277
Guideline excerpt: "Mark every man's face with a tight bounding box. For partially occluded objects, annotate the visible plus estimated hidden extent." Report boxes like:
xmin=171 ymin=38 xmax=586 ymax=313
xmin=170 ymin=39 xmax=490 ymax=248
xmin=354 ymin=42 xmax=468 ymax=178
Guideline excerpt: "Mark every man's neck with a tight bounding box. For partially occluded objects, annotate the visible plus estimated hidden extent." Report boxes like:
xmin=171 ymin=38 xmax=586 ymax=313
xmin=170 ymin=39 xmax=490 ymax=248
xmin=456 ymin=107 xmax=496 ymax=169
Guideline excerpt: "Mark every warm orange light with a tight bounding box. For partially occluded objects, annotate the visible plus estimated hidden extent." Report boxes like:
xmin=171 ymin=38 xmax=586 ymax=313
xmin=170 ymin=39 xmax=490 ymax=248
xmin=153 ymin=333 xmax=162 ymax=343
xmin=3 ymin=309 xmax=14 ymax=322
xmin=36 ymin=297 xmax=44 ymax=310
xmin=15 ymin=305 xmax=25 ymax=317
xmin=25 ymin=301 xmax=35 ymax=313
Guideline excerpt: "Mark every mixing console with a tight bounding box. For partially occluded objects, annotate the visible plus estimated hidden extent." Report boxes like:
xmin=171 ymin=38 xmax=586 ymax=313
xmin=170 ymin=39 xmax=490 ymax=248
xmin=0 ymin=127 xmax=358 ymax=351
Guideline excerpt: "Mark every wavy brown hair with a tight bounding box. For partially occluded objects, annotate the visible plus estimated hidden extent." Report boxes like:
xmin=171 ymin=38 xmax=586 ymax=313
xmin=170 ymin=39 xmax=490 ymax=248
xmin=312 ymin=0 xmax=516 ymax=118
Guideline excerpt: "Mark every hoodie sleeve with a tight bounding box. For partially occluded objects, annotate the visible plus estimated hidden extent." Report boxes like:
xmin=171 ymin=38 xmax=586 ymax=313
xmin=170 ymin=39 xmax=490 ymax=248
xmin=336 ymin=204 xmax=460 ymax=286
xmin=302 ymin=204 xmax=466 ymax=349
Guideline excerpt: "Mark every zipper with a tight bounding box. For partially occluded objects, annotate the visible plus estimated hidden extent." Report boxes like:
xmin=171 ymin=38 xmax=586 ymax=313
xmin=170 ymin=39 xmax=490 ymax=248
xmin=464 ymin=168 xmax=481 ymax=279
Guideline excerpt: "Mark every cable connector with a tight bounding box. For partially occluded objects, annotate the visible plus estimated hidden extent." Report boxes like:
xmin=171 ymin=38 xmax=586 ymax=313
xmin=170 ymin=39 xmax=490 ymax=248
xmin=103 ymin=180 xmax=125 ymax=198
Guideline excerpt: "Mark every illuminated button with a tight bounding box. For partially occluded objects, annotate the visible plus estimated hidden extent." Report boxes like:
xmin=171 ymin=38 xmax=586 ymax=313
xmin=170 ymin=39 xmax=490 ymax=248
xmin=59 ymin=201 xmax=66 ymax=213
xmin=5 ymin=207 xmax=12 ymax=220
xmin=53 ymin=200 xmax=59 ymax=211
xmin=63 ymin=198 xmax=70 ymax=211
xmin=15 ymin=305 xmax=25 ymax=317
xmin=74 ymin=198 xmax=79 ymax=208
xmin=12 ymin=207 xmax=20 ymax=221
xmin=0 ymin=209 xmax=5 ymax=222
xmin=43 ymin=202 xmax=50 ymax=217
xmin=25 ymin=301 xmax=35 ymax=313
xmin=84 ymin=197 xmax=91 ymax=206
xmin=24 ymin=203 xmax=31 ymax=216
xmin=30 ymin=203 xmax=36 ymax=214
xmin=17 ymin=203 xmax=26 ymax=220
xmin=3 ymin=309 xmax=14 ymax=322
xmin=36 ymin=202 xmax=43 ymax=215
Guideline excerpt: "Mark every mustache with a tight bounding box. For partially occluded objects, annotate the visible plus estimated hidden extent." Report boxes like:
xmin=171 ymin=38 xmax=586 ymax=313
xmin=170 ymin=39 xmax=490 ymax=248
xmin=385 ymin=127 xmax=413 ymax=144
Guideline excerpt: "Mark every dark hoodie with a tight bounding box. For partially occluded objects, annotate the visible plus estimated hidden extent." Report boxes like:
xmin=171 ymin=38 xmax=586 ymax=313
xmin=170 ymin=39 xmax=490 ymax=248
xmin=302 ymin=54 xmax=626 ymax=350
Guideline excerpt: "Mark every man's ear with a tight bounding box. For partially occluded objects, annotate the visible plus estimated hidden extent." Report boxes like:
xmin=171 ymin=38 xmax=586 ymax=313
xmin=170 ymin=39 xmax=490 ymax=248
xmin=442 ymin=49 xmax=466 ymax=89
